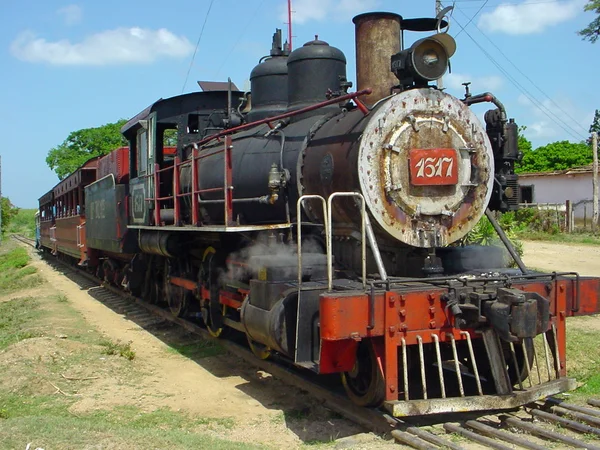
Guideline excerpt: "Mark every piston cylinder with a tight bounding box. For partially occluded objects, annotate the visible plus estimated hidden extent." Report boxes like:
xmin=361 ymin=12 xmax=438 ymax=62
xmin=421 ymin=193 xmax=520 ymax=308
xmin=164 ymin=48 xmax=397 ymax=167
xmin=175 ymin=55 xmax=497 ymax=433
xmin=138 ymin=231 xmax=179 ymax=257
xmin=240 ymin=290 xmax=298 ymax=356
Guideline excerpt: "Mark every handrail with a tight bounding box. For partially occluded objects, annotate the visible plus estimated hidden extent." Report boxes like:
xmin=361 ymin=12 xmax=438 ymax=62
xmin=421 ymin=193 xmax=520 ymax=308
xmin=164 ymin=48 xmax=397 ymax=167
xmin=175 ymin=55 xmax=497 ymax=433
xmin=327 ymin=192 xmax=366 ymax=289
xmin=76 ymin=222 xmax=86 ymax=248
xmin=146 ymin=90 xmax=376 ymax=228
xmin=189 ymin=89 xmax=372 ymax=149
xmin=296 ymin=195 xmax=328 ymax=288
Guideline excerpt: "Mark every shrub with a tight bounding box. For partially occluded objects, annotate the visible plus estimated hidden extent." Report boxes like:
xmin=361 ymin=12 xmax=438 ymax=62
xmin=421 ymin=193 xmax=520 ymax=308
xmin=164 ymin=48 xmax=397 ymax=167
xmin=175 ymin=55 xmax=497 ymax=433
xmin=100 ymin=339 xmax=136 ymax=360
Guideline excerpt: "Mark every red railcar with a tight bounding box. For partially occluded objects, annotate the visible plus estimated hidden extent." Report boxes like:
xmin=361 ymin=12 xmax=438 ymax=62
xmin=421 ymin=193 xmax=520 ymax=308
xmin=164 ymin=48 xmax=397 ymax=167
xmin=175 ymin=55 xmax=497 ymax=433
xmin=48 ymin=158 xmax=99 ymax=263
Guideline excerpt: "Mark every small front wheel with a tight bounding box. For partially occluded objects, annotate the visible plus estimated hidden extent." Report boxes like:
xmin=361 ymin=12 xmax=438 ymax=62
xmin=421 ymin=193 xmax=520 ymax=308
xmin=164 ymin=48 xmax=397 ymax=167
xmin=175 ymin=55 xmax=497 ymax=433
xmin=341 ymin=341 xmax=385 ymax=407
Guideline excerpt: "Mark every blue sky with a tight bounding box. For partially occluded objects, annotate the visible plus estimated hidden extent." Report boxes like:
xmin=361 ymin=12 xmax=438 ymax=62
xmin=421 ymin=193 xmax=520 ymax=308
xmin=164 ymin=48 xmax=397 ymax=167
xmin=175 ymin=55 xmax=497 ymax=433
xmin=0 ymin=0 xmax=597 ymax=207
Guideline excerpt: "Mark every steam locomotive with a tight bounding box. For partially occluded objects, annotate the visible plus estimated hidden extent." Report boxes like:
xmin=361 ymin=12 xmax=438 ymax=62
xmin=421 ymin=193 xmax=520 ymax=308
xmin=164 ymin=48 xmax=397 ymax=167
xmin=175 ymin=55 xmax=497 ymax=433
xmin=38 ymin=11 xmax=600 ymax=416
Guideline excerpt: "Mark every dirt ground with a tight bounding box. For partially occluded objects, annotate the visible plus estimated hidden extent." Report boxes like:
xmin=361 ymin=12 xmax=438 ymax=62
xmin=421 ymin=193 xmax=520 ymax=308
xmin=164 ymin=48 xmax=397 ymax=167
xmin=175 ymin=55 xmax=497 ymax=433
xmin=6 ymin=240 xmax=600 ymax=449
xmin=522 ymin=240 xmax=600 ymax=276
xmin=19 ymin=249 xmax=396 ymax=449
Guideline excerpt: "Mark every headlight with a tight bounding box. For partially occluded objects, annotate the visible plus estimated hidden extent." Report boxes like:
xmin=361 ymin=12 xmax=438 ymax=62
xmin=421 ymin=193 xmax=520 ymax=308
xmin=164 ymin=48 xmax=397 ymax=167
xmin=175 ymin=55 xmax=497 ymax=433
xmin=391 ymin=32 xmax=456 ymax=88
xmin=411 ymin=38 xmax=449 ymax=81
xmin=422 ymin=49 xmax=440 ymax=66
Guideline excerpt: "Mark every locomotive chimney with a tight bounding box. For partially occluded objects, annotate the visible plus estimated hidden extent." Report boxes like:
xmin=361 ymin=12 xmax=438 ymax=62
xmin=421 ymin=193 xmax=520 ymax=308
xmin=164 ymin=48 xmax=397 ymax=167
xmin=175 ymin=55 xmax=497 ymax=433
xmin=353 ymin=12 xmax=402 ymax=106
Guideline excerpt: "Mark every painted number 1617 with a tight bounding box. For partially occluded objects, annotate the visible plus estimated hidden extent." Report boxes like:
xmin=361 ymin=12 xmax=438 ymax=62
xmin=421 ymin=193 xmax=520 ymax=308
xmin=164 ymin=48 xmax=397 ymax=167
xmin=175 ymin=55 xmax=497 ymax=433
xmin=409 ymin=148 xmax=459 ymax=186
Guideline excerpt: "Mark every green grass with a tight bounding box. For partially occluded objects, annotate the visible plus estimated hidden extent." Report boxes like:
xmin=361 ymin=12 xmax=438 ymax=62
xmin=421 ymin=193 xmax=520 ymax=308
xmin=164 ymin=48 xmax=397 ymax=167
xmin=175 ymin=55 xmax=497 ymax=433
xmin=0 ymin=395 xmax=257 ymax=450
xmin=517 ymin=230 xmax=600 ymax=246
xmin=99 ymin=338 xmax=136 ymax=360
xmin=0 ymin=246 xmax=29 ymax=270
xmin=6 ymin=208 xmax=37 ymax=238
xmin=166 ymin=340 xmax=224 ymax=359
xmin=0 ymin=270 xmax=262 ymax=450
xmin=566 ymin=324 xmax=600 ymax=400
xmin=88 ymin=405 xmax=235 ymax=430
xmin=0 ymin=297 xmax=42 ymax=350
xmin=0 ymin=246 xmax=42 ymax=292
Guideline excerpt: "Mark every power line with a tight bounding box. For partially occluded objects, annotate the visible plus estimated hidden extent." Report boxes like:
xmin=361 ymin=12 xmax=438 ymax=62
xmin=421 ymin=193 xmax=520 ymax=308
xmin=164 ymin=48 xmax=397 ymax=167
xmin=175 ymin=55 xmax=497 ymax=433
xmin=446 ymin=11 xmax=586 ymax=141
xmin=182 ymin=0 xmax=215 ymax=93
xmin=453 ymin=0 xmax=573 ymax=8
xmin=455 ymin=0 xmax=488 ymax=37
xmin=214 ymin=0 xmax=267 ymax=79
xmin=454 ymin=0 xmax=564 ymax=3
xmin=450 ymin=4 xmax=588 ymax=137
xmin=465 ymin=17 xmax=589 ymax=134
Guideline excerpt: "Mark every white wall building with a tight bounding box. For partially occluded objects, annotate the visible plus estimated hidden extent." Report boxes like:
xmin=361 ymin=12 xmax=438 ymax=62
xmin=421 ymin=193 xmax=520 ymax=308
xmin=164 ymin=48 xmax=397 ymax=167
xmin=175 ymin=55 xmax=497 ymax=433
xmin=519 ymin=165 xmax=597 ymax=219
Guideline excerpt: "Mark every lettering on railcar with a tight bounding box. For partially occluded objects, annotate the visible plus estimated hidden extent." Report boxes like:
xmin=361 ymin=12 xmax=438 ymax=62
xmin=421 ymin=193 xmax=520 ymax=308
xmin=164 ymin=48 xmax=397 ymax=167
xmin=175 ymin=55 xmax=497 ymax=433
xmin=89 ymin=199 xmax=106 ymax=220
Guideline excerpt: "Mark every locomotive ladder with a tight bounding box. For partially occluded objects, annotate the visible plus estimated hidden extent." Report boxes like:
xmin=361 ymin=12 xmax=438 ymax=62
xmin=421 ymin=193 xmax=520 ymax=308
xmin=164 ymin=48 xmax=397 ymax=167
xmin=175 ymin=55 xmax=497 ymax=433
xmin=293 ymin=191 xmax=386 ymax=366
xmin=296 ymin=192 xmax=388 ymax=290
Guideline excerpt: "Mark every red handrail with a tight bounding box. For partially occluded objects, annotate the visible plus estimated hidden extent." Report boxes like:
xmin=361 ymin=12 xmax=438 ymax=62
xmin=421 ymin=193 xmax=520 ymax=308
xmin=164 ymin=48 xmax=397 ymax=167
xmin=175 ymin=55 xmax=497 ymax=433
xmin=189 ymin=88 xmax=372 ymax=149
xmin=149 ymin=88 xmax=372 ymax=227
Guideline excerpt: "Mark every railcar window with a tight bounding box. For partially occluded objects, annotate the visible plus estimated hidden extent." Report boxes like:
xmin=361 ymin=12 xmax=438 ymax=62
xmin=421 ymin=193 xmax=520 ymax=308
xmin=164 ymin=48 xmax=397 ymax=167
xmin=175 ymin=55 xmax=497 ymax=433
xmin=137 ymin=130 xmax=148 ymax=175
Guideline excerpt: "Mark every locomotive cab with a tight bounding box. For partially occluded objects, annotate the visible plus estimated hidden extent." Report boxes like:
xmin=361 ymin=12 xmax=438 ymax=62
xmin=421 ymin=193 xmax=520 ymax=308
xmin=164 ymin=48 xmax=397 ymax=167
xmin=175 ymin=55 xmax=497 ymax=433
xmin=122 ymin=90 xmax=244 ymax=227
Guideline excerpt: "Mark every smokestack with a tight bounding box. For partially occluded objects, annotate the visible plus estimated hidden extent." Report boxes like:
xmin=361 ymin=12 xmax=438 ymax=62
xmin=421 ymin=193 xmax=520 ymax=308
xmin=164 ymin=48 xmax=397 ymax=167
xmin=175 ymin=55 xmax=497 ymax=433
xmin=352 ymin=12 xmax=402 ymax=106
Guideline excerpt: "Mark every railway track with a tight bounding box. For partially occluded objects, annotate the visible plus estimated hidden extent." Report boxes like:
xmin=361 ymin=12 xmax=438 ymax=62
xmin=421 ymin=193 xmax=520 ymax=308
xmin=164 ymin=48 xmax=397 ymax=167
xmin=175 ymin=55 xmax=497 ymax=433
xmin=13 ymin=234 xmax=600 ymax=449
xmin=12 ymin=234 xmax=36 ymax=247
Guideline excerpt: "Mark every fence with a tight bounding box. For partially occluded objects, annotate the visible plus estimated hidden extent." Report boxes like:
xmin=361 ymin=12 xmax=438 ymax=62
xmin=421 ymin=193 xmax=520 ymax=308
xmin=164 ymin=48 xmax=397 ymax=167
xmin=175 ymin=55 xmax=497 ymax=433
xmin=518 ymin=201 xmax=599 ymax=232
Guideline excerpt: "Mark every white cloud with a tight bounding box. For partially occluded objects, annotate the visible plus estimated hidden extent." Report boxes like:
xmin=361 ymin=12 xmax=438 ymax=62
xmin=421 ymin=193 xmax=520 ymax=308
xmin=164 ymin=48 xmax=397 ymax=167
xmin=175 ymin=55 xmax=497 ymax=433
xmin=517 ymin=94 xmax=591 ymax=141
xmin=478 ymin=0 xmax=586 ymax=35
xmin=57 ymin=4 xmax=83 ymax=26
xmin=281 ymin=0 xmax=379 ymax=24
xmin=10 ymin=28 xmax=194 ymax=66
xmin=445 ymin=72 xmax=504 ymax=91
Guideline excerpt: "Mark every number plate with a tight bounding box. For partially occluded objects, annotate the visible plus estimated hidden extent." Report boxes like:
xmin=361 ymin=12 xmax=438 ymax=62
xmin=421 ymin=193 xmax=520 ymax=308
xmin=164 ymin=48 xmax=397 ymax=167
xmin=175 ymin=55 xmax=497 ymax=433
xmin=409 ymin=149 xmax=458 ymax=186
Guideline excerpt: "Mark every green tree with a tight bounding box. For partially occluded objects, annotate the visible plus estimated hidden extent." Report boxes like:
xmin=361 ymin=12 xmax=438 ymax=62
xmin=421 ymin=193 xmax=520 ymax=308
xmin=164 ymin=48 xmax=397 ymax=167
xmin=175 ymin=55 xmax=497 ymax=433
xmin=1 ymin=197 xmax=19 ymax=235
xmin=46 ymin=120 xmax=128 ymax=179
xmin=516 ymin=141 xmax=592 ymax=173
xmin=579 ymin=0 xmax=600 ymax=43
xmin=518 ymin=126 xmax=533 ymax=155
xmin=586 ymin=109 xmax=600 ymax=146
xmin=590 ymin=109 xmax=600 ymax=135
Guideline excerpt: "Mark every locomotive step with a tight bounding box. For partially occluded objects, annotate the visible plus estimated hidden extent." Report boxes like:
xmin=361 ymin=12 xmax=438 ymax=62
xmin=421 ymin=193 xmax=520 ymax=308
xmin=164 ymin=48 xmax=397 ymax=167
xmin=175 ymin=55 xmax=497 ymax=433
xmin=385 ymin=378 xmax=576 ymax=417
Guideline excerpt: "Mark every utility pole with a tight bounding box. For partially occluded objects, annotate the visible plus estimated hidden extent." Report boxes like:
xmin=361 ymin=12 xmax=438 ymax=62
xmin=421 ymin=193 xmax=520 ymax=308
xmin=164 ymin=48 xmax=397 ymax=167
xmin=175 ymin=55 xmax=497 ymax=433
xmin=0 ymin=156 xmax=2 ymax=243
xmin=593 ymin=132 xmax=598 ymax=232
xmin=287 ymin=0 xmax=293 ymax=51
xmin=435 ymin=0 xmax=444 ymax=90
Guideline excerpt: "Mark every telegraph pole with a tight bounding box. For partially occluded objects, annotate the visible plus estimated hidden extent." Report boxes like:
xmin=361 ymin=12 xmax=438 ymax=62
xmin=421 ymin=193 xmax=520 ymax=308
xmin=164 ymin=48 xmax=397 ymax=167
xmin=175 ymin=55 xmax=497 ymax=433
xmin=593 ymin=132 xmax=598 ymax=232
xmin=0 ymin=155 xmax=3 ymax=243
xmin=287 ymin=0 xmax=293 ymax=51
xmin=436 ymin=0 xmax=444 ymax=89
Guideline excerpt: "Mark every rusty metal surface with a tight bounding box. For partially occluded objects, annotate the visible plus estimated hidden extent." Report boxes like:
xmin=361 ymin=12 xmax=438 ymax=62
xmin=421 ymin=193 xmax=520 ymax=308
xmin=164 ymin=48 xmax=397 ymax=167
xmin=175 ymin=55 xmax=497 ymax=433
xmin=358 ymin=88 xmax=494 ymax=247
xmin=97 ymin=147 xmax=130 ymax=183
xmin=353 ymin=12 xmax=402 ymax=105
xmin=443 ymin=423 xmax=512 ymax=450
xmin=464 ymin=419 xmax=547 ymax=450
xmin=502 ymin=414 xmax=600 ymax=450
xmin=384 ymin=378 xmax=575 ymax=417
